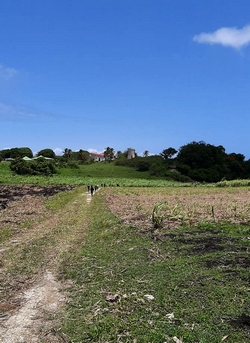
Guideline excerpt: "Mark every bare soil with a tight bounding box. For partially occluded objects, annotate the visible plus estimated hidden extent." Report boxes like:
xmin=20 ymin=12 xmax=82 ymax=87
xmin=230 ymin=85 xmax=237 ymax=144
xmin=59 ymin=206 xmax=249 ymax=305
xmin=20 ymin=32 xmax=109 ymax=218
xmin=0 ymin=271 xmax=66 ymax=343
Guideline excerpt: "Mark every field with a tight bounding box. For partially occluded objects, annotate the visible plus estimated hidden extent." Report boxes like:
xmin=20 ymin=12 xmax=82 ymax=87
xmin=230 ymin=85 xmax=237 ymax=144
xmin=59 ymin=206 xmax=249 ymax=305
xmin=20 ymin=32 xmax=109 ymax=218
xmin=0 ymin=162 xmax=250 ymax=342
xmin=61 ymin=187 xmax=250 ymax=343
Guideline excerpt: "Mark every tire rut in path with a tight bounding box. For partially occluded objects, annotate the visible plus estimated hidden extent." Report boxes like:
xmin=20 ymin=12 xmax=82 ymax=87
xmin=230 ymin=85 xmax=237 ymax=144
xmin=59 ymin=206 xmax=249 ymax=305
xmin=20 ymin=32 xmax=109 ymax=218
xmin=0 ymin=271 xmax=65 ymax=343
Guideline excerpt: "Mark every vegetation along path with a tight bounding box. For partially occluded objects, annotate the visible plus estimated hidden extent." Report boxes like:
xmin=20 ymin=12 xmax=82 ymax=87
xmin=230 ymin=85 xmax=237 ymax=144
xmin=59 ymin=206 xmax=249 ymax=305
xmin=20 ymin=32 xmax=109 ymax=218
xmin=0 ymin=185 xmax=92 ymax=342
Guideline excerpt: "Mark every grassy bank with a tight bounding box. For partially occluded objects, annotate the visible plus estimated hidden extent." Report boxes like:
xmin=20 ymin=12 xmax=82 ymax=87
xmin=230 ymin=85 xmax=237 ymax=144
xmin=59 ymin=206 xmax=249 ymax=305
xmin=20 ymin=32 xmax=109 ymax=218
xmin=59 ymin=188 xmax=250 ymax=343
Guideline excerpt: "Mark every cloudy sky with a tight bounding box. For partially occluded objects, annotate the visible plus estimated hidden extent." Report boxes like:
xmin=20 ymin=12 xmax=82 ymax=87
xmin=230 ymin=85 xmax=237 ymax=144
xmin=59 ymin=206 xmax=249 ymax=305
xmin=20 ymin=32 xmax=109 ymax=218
xmin=1 ymin=0 xmax=250 ymax=157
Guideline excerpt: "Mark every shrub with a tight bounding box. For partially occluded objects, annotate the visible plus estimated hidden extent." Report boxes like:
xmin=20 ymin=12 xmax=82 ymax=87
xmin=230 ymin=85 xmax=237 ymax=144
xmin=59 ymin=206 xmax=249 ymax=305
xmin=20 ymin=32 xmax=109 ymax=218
xmin=165 ymin=170 xmax=192 ymax=182
xmin=10 ymin=158 xmax=57 ymax=176
xmin=136 ymin=161 xmax=150 ymax=172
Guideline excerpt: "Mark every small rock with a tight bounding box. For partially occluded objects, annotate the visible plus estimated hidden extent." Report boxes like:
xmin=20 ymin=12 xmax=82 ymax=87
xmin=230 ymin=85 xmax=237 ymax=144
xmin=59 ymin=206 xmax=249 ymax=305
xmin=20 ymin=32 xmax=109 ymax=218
xmin=166 ymin=312 xmax=175 ymax=321
xmin=173 ymin=337 xmax=183 ymax=343
xmin=105 ymin=294 xmax=119 ymax=302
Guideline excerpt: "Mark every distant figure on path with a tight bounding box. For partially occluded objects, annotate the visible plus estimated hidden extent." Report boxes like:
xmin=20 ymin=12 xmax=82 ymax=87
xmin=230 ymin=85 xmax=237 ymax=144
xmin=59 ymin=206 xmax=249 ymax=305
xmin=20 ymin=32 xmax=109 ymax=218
xmin=90 ymin=185 xmax=94 ymax=196
xmin=87 ymin=184 xmax=90 ymax=192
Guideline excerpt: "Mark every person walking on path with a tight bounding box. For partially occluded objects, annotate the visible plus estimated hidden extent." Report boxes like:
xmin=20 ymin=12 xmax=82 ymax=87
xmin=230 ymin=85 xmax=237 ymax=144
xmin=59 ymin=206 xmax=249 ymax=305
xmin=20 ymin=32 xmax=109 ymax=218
xmin=90 ymin=185 xmax=94 ymax=196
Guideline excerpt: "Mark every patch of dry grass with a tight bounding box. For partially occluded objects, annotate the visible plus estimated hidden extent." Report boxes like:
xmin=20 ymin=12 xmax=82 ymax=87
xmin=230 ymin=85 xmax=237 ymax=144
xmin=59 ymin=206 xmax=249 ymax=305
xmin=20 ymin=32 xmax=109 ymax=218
xmin=104 ymin=187 xmax=250 ymax=232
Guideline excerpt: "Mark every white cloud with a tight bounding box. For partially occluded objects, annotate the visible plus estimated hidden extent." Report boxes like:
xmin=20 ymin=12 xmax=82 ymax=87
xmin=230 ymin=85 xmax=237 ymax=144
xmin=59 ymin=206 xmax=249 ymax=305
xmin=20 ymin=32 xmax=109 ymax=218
xmin=0 ymin=64 xmax=19 ymax=80
xmin=53 ymin=148 xmax=64 ymax=156
xmin=88 ymin=148 xmax=104 ymax=154
xmin=193 ymin=25 xmax=250 ymax=49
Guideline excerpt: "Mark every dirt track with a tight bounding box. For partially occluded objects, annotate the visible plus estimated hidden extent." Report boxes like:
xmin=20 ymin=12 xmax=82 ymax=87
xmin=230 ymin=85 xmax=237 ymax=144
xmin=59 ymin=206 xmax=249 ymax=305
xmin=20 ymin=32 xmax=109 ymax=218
xmin=0 ymin=185 xmax=91 ymax=343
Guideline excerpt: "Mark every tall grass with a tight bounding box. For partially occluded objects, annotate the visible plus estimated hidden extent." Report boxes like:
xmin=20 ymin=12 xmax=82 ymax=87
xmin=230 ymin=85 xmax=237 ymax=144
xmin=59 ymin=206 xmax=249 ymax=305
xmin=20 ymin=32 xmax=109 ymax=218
xmin=216 ymin=179 xmax=250 ymax=187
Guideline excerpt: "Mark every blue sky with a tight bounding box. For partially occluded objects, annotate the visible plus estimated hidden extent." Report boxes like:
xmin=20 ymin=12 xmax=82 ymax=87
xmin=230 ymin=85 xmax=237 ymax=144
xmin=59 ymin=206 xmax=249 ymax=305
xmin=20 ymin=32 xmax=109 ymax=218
xmin=1 ymin=0 xmax=250 ymax=158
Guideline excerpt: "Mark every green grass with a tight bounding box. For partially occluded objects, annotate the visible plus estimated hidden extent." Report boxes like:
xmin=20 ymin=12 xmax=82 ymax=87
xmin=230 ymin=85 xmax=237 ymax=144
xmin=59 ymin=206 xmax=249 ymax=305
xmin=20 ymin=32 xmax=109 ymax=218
xmin=0 ymin=161 xmax=191 ymax=187
xmin=0 ymin=227 xmax=13 ymax=243
xmin=59 ymin=190 xmax=250 ymax=343
xmin=59 ymin=162 xmax=151 ymax=179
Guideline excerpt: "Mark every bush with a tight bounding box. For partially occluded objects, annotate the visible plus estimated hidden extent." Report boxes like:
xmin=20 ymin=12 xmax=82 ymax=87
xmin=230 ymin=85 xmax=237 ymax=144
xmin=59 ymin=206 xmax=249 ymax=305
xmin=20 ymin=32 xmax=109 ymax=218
xmin=136 ymin=161 xmax=150 ymax=172
xmin=114 ymin=157 xmax=138 ymax=167
xmin=165 ymin=170 xmax=192 ymax=182
xmin=10 ymin=158 xmax=57 ymax=176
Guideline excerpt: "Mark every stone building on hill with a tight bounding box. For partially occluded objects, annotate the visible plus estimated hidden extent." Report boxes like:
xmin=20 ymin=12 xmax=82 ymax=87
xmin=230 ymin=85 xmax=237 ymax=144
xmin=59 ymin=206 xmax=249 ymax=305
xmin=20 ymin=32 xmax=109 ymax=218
xmin=127 ymin=148 xmax=135 ymax=159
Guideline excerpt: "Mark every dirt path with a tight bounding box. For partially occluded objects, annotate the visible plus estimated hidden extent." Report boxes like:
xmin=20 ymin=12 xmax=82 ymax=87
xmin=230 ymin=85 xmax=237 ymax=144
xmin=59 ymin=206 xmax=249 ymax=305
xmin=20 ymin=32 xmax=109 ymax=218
xmin=0 ymin=271 xmax=65 ymax=343
xmin=0 ymin=186 xmax=93 ymax=343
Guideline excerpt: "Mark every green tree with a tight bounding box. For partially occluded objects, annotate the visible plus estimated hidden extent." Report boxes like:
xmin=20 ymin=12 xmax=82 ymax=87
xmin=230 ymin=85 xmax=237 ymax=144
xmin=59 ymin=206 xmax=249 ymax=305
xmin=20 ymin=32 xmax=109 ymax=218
xmin=225 ymin=153 xmax=245 ymax=179
xmin=136 ymin=160 xmax=150 ymax=171
xmin=17 ymin=147 xmax=33 ymax=158
xmin=37 ymin=148 xmax=55 ymax=159
xmin=116 ymin=150 xmax=123 ymax=158
xmin=176 ymin=141 xmax=227 ymax=182
xmin=160 ymin=147 xmax=177 ymax=160
xmin=78 ymin=149 xmax=90 ymax=163
xmin=104 ymin=147 xmax=115 ymax=162
xmin=63 ymin=148 xmax=72 ymax=161
xmin=0 ymin=147 xmax=33 ymax=159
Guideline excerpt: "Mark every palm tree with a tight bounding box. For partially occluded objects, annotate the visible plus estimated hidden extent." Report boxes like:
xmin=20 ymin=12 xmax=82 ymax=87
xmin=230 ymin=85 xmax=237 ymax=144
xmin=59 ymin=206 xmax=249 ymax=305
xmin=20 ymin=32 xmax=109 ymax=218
xmin=63 ymin=148 xmax=72 ymax=161
xmin=104 ymin=147 xmax=115 ymax=162
xmin=78 ymin=149 xmax=89 ymax=162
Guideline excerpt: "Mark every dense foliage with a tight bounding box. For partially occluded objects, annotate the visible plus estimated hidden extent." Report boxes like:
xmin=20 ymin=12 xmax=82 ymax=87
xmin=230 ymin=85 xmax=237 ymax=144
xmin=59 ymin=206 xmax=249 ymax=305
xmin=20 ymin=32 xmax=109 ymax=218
xmin=62 ymin=148 xmax=90 ymax=164
xmin=0 ymin=147 xmax=33 ymax=160
xmin=104 ymin=147 xmax=115 ymax=162
xmin=10 ymin=158 xmax=57 ymax=176
xmin=37 ymin=148 xmax=56 ymax=159
xmin=115 ymin=155 xmax=191 ymax=182
xmin=176 ymin=141 xmax=250 ymax=182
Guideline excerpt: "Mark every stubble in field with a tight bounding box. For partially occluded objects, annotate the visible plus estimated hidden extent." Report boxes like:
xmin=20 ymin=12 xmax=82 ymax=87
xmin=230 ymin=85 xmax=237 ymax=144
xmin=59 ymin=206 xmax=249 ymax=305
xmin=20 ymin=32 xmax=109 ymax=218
xmin=103 ymin=187 xmax=250 ymax=232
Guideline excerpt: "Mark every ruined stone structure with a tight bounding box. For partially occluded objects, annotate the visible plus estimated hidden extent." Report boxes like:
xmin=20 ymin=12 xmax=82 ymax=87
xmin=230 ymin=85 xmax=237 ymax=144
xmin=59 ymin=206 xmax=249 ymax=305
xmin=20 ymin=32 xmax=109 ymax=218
xmin=127 ymin=148 xmax=135 ymax=159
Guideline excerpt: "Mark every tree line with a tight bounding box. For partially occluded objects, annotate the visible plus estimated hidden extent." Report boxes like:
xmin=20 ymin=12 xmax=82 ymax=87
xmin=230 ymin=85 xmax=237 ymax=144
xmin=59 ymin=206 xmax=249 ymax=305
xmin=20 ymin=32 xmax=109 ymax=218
xmin=1 ymin=142 xmax=250 ymax=182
